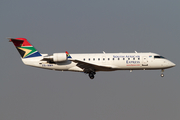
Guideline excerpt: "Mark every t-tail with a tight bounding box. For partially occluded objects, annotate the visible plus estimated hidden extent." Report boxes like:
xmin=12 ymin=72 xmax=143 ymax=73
xmin=9 ymin=38 xmax=42 ymax=58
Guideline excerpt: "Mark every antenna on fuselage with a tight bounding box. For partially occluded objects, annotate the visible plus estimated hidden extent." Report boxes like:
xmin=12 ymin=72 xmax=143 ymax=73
xmin=103 ymin=51 xmax=106 ymax=54
xmin=135 ymin=51 xmax=137 ymax=53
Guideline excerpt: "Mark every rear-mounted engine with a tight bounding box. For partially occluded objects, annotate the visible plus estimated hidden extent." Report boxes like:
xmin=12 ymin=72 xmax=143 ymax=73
xmin=43 ymin=53 xmax=67 ymax=62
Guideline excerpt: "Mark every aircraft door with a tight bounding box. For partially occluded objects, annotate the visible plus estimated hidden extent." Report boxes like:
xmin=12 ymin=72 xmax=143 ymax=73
xmin=142 ymin=56 xmax=148 ymax=66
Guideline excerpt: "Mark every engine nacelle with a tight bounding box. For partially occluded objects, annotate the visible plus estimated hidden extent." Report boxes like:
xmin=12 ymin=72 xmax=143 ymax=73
xmin=53 ymin=53 xmax=67 ymax=62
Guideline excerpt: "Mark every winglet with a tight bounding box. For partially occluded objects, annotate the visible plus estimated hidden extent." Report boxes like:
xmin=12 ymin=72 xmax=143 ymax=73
xmin=65 ymin=51 xmax=72 ymax=58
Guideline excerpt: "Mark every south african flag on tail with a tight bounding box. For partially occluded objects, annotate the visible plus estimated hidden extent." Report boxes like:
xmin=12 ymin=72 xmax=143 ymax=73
xmin=9 ymin=38 xmax=42 ymax=58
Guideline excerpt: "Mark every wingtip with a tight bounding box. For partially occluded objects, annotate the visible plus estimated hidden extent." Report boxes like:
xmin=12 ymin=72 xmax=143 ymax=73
xmin=65 ymin=51 xmax=72 ymax=59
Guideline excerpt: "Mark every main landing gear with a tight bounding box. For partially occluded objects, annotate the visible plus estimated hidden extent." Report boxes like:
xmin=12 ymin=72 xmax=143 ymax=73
xmin=161 ymin=69 xmax=164 ymax=77
xmin=88 ymin=72 xmax=96 ymax=79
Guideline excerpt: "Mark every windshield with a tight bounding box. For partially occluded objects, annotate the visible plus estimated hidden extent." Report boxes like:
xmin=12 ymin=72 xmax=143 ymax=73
xmin=154 ymin=56 xmax=165 ymax=59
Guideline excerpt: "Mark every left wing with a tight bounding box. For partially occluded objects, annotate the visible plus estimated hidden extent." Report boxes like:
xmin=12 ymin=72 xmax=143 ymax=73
xmin=66 ymin=51 xmax=116 ymax=73
xmin=69 ymin=59 xmax=115 ymax=73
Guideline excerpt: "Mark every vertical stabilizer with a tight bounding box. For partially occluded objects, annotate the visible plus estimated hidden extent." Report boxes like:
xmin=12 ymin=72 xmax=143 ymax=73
xmin=9 ymin=38 xmax=42 ymax=58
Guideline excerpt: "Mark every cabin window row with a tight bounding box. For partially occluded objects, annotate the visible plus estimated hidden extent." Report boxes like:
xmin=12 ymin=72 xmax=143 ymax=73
xmin=83 ymin=58 xmax=140 ymax=61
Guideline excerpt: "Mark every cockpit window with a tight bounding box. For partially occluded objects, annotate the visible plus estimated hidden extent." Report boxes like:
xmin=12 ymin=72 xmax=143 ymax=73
xmin=154 ymin=56 xmax=165 ymax=59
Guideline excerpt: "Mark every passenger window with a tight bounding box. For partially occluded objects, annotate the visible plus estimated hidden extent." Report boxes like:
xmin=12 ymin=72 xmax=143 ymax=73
xmin=98 ymin=58 xmax=100 ymax=61
xmin=103 ymin=58 xmax=105 ymax=60
xmin=138 ymin=58 xmax=140 ymax=60
xmin=93 ymin=58 xmax=95 ymax=61
xmin=118 ymin=58 xmax=120 ymax=60
xmin=108 ymin=58 xmax=110 ymax=60
xmin=123 ymin=58 xmax=125 ymax=60
xmin=128 ymin=58 xmax=130 ymax=60
xmin=133 ymin=58 xmax=135 ymax=60
xmin=113 ymin=58 xmax=114 ymax=60
xmin=89 ymin=58 xmax=90 ymax=61
xmin=83 ymin=58 xmax=85 ymax=61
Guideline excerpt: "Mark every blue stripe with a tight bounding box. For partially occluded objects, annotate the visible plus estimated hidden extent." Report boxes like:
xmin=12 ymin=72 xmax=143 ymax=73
xmin=24 ymin=52 xmax=42 ymax=58
xmin=67 ymin=56 xmax=72 ymax=58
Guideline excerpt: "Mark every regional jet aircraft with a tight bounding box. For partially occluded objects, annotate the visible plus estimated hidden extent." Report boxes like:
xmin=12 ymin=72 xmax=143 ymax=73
xmin=9 ymin=38 xmax=176 ymax=79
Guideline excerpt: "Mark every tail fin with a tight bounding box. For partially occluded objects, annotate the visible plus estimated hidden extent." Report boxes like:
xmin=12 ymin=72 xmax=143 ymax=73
xmin=9 ymin=38 xmax=42 ymax=58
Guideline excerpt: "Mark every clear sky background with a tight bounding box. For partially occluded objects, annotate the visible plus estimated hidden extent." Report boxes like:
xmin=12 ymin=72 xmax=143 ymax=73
xmin=0 ymin=0 xmax=180 ymax=120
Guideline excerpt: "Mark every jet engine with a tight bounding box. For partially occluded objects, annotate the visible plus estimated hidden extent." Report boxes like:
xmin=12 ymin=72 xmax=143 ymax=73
xmin=53 ymin=53 xmax=67 ymax=62
xmin=43 ymin=53 xmax=67 ymax=62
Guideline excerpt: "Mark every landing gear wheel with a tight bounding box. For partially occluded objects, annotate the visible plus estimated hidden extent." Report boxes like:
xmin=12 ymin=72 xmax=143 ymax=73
xmin=161 ymin=73 xmax=164 ymax=77
xmin=89 ymin=73 xmax=94 ymax=79
xmin=88 ymin=72 xmax=95 ymax=79
xmin=161 ymin=69 xmax=164 ymax=77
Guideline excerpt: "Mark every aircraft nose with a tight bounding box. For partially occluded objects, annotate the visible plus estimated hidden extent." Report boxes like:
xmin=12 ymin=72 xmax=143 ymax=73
xmin=172 ymin=63 xmax=176 ymax=67
xmin=169 ymin=62 xmax=176 ymax=67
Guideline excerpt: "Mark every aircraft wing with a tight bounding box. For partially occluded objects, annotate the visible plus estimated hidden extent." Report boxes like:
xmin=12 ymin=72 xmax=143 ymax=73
xmin=69 ymin=59 xmax=115 ymax=73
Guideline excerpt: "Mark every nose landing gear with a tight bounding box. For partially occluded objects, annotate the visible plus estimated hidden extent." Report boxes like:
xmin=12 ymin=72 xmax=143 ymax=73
xmin=161 ymin=69 xmax=164 ymax=77
xmin=161 ymin=73 xmax=164 ymax=77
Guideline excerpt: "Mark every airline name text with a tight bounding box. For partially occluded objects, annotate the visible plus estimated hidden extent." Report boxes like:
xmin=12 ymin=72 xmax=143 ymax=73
xmin=113 ymin=55 xmax=140 ymax=58
xmin=126 ymin=60 xmax=140 ymax=64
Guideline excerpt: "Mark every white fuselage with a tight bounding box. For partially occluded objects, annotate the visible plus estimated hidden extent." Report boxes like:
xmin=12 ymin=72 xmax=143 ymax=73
xmin=22 ymin=52 xmax=175 ymax=72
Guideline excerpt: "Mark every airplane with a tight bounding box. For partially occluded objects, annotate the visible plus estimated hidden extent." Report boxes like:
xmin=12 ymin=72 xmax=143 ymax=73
xmin=9 ymin=38 xmax=176 ymax=79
